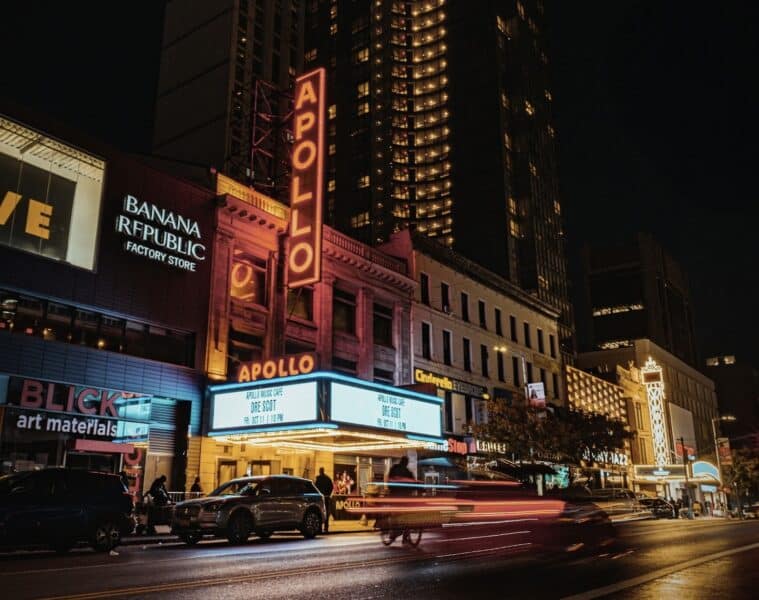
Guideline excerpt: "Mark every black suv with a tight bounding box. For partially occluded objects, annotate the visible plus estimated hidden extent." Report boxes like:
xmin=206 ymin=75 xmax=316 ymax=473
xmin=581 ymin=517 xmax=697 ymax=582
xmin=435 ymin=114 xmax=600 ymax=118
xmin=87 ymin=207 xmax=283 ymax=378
xmin=172 ymin=475 xmax=325 ymax=545
xmin=0 ymin=468 xmax=134 ymax=553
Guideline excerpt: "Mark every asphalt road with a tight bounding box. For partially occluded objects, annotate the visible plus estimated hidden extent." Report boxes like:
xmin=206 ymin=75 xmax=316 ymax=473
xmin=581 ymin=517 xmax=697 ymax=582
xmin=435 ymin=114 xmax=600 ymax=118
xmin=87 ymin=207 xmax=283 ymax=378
xmin=1 ymin=519 xmax=758 ymax=599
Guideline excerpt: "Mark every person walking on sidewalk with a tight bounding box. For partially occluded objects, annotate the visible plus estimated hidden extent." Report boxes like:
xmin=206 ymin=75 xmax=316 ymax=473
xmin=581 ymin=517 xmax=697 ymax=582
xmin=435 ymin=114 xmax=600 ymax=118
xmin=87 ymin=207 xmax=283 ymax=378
xmin=190 ymin=476 xmax=202 ymax=495
xmin=315 ymin=467 xmax=334 ymax=533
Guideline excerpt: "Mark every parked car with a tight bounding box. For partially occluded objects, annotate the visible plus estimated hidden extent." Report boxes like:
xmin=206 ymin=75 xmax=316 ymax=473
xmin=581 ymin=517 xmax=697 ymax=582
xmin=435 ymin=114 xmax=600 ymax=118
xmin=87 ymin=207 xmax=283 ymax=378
xmin=0 ymin=468 xmax=135 ymax=553
xmin=171 ymin=475 xmax=325 ymax=545
xmin=639 ymin=497 xmax=675 ymax=519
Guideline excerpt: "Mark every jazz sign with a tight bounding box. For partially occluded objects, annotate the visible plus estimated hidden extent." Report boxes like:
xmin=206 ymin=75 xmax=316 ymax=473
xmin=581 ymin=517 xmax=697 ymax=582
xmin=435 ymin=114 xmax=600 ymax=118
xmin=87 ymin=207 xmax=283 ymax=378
xmin=287 ymin=68 xmax=325 ymax=289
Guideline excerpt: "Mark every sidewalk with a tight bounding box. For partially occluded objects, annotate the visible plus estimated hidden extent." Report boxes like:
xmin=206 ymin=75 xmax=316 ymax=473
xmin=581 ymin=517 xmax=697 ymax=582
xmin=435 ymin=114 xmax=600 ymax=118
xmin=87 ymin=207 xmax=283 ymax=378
xmin=122 ymin=519 xmax=377 ymax=546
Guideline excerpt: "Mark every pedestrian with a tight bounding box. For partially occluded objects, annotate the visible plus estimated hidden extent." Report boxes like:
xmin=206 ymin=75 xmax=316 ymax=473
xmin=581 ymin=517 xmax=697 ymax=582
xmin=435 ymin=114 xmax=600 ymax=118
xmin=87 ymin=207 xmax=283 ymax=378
xmin=149 ymin=474 xmax=170 ymax=506
xmin=673 ymin=498 xmax=681 ymax=519
xmin=388 ymin=456 xmax=414 ymax=480
xmin=190 ymin=476 xmax=202 ymax=495
xmin=315 ymin=467 xmax=334 ymax=533
xmin=119 ymin=470 xmax=130 ymax=492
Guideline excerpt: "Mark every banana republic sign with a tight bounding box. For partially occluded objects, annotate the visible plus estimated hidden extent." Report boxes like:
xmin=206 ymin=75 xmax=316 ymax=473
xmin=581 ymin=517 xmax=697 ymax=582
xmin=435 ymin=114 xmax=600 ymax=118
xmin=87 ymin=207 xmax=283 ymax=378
xmin=287 ymin=68 xmax=325 ymax=289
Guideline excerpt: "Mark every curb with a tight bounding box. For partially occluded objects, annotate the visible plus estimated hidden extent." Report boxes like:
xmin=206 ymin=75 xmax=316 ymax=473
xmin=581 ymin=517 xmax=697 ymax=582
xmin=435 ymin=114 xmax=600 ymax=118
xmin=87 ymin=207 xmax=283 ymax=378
xmin=122 ymin=527 xmax=377 ymax=546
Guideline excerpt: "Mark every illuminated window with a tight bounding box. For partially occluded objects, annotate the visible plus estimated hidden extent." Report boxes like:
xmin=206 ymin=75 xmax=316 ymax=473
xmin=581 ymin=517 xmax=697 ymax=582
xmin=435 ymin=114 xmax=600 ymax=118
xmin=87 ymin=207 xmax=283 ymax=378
xmin=350 ymin=211 xmax=370 ymax=228
xmin=357 ymin=101 xmax=370 ymax=115
xmin=305 ymin=48 xmax=317 ymax=61
xmin=544 ymin=89 xmax=552 ymax=102
xmin=509 ymin=219 xmax=521 ymax=238
xmin=355 ymin=47 xmax=369 ymax=63
xmin=328 ymin=143 xmax=336 ymax=155
xmin=328 ymin=179 xmax=336 ymax=192
xmin=508 ymin=197 xmax=517 ymax=214
xmin=230 ymin=251 xmax=268 ymax=307
xmin=553 ymin=200 xmax=561 ymax=215
xmin=328 ymin=104 xmax=337 ymax=119
xmin=357 ymin=81 xmax=370 ymax=98
xmin=529 ymin=162 xmax=537 ymax=176
xmin=524 ymin=100 xmax=535 ymax=116
xmin=357 ymin=175 xmax=370 ymax=188
xmin=330 ymin=23 xmax=338 ymax=35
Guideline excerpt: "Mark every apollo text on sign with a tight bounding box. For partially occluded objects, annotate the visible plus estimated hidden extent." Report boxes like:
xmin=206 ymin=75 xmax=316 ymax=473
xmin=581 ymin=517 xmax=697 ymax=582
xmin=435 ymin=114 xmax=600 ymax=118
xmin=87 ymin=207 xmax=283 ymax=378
xmin=236 ymin=353 xmax=317 ymax=383
xmin=287 ymin=68 xmax=325 ymax=289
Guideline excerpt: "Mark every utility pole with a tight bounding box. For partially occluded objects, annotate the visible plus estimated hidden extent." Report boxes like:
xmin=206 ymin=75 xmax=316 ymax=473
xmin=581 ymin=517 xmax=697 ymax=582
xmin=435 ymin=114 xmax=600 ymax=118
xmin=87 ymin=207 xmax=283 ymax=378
xmin=680 ymin=436 xmax=693 ymax=519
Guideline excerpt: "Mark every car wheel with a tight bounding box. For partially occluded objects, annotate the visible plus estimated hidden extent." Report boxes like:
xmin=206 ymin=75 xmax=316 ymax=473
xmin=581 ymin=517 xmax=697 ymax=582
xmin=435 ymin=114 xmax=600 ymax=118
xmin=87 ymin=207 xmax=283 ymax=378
xmin=301 ymin=510 xmax=322 ymax=539
xmin=180 ymin=533 xmax=202 ymax=545
xmin=227 ymin=512 xmax=252 ymax=545
xmin=256 ymin=530 xmax=272 ymax=539
xmin=91 ymin=521 xmax=121 ymax=552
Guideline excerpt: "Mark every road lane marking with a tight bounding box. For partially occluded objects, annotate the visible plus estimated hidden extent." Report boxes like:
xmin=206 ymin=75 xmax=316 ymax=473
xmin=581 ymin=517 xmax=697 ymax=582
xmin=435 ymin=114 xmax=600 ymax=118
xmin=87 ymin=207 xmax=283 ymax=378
xmin=36 ymin=554 xmax=424 ymax=600
xmin=0 ymin=535 xmax=379 ymax=576
xmin=561 ymin=540 xmax=759 ymax=600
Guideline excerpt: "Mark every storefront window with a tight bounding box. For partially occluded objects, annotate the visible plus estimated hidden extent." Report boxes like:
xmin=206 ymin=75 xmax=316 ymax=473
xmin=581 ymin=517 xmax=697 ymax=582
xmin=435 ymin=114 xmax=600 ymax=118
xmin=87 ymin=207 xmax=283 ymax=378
xmin=0 ymin=289 xmax=195 ymax=367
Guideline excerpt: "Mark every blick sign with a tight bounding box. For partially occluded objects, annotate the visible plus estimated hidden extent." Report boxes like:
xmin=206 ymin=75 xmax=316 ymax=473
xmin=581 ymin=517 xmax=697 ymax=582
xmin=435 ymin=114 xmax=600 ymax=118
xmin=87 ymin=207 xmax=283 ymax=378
xmin=287 ymin=68 xmax=325 ymax=289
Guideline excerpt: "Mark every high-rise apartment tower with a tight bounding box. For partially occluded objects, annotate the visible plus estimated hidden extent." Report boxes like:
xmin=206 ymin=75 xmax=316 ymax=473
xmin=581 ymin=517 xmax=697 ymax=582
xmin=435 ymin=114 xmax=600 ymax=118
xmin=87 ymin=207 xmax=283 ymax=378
xmin=306 ymin=0 xmax=574 ymax=357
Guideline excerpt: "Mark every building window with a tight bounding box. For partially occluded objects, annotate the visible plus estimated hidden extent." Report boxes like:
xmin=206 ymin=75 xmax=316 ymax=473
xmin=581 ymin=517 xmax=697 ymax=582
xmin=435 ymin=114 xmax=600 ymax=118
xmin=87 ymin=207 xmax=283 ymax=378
xmin=523 ymin=322 xmax=531 ymax=348
xmin=442 ymin=330 xmax=452 ymax=366
xmin=374 ymin=367 xmax=394 ymax=384
xmin=328 ymin=179 xmax=336 ymax=192
xmin=441 ymin=283 xmax=450 ymax=312
xmin=305 ymin=48 xmax=317 ymax=61
xmin=526 ymin=362 xmax=533 ymax=383
xmin=510 ymin=315 xmax=517 ymax=341
xmin=357 ymin=175 xmax=370 ymax=188
xmin=333 ymin=288 xmax=356 ymax=334
xmin=478 ymin=300 xmax=487 ymax=329
xmin=357 ymin=101 xmax=370 ymax=116
xmin=480 ymin=344 xmax=489 ymax=378
xmin=421 ymin=322 xmax=432 ymax=359
xmin=495 ymin=308 xmax=503 ymax=336
xmin=460 ymin=292 xmax=469 ymax=322
xmin=540 ymin=368 xmax=546 ymax=387
xmin=512 ymin=356 xmax=520 ymax=387
xmin=357 ymin=81 xmax=370 ymax=98
xmin=373 ymin=303 xmax=393 ymax=347
xmin=420 ymin=273 xmax=430 ymax=305
xmin=463 ymin=338 xmax=471 ymax=372
xmin=549 ymin=334 xmax=556 ymax=358
xmin=328 ymin=104 xmax=337 ymax=119
xmin=230 ymin=251 xmax=268 ymax=307
xmin=497 ymin=352 xmax=505 ymax=382
xmin=287 ymin=287 xmax=313 ymax=321
xmin=552 ymin=372 xmax=559 ymax=399
xmin=537 ymin=328 xmax=545 ymax=354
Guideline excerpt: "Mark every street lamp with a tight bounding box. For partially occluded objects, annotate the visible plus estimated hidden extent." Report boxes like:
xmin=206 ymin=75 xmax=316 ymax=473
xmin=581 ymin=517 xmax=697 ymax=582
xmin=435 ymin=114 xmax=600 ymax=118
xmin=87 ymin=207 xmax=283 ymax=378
xmin=712 ymin=415 xmax=736 ymax=514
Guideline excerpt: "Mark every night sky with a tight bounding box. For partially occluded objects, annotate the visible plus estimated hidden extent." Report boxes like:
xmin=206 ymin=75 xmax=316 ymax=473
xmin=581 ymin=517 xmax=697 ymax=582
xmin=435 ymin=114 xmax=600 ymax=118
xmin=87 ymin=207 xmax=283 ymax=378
xmin=2 ymin=2 xmax=757 ymax=367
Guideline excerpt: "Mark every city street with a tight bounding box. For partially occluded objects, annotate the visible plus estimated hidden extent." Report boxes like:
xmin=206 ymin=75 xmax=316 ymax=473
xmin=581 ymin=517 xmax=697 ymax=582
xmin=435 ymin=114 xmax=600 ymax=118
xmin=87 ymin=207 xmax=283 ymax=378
xmin=1 ymin=519 xmax=757 ymax=600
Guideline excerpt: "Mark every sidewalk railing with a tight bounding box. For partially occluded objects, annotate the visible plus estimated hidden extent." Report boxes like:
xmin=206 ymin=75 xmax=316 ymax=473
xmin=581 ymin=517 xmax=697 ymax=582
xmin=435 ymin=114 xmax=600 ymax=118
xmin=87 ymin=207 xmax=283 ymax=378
xmin=167 ymin=491 xmax=204 ymax=503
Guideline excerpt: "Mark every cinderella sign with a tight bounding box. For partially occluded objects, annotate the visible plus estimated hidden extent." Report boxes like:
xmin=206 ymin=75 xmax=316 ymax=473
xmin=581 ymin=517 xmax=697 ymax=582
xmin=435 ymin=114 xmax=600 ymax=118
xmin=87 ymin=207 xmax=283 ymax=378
xmin=115 ymin=194 xmax=206 ymax=272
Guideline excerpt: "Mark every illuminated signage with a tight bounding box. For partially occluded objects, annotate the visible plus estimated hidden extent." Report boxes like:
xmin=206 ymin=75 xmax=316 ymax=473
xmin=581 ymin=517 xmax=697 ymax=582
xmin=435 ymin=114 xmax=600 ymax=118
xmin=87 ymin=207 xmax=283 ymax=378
xmin=641 ymin=357 xmax=670 ymax=466
xmin=413 ymin=368 xmax=488 ymax=398
xmin=236 ymin=353 xmax=317 ymax=383
xmin=717 ymin=437 xmax=732 ymax=466
xmin=691 ymin=460 xmax=720 ymax=482
xmin=5 ymin=378 xmax=150 ymax=441
xmin=330 ymin=382 xmax=442 ymax=438
xmin=0 ymin=116 xmax=104 ymax=270
xmin=115 ymin=194 xmax=206 ymax=272
xmin=583 ymin=448 xmax=629 ymax=467
xmin=635 ymin=464 xmax=686 ymax=480
xmin=424 ymin=438 xmax=475 ymax=455
xmin=287 ymin=68 xmax=325 ymax=289
xmin=210 ymin=381 xmax=318 ymax=431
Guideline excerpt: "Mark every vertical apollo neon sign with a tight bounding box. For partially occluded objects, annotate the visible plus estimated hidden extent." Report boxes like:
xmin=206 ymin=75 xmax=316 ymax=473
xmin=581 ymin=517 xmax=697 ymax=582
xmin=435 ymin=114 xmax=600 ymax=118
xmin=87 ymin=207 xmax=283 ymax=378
xmin=642 ymin=357 xmax=670 ymax=466
xmin=287 ymin=68 xmax=325 ymax=289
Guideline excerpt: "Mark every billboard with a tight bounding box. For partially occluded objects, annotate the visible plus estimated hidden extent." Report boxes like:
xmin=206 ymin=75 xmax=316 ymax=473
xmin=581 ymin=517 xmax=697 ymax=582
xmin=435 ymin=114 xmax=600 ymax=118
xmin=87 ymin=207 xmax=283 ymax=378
xmin=210 ymin=380 xmax=318 ymax=432
xmin=0 ymin=116 xmax=104 ymax=270
xmin=717 ymin=437 xmax=732 ymax=466
xmin=287 ymin=68 xmax=325 ymax=289
xmin=330 ymin=382 xmax=442 ymax=438
xmin=527 ymin=382 xmax=546 ymax=408
xmin=669 ymin=403 xmax=697 ymax=459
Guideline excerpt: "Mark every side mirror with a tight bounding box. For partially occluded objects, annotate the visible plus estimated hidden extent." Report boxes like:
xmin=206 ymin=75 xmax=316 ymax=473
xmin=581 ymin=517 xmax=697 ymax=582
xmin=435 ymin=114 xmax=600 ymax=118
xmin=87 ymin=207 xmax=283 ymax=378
xmin=10 ymin=486 xmax=26 ymax=495
xmin=259 ymin=488 xmax=271 ymax=496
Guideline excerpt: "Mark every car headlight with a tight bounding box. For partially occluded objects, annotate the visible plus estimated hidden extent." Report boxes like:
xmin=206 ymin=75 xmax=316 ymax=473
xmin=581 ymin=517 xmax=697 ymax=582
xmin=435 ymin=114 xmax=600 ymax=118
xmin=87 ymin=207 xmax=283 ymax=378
xmin=203 ymin=503 xmax=223 ymax=512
